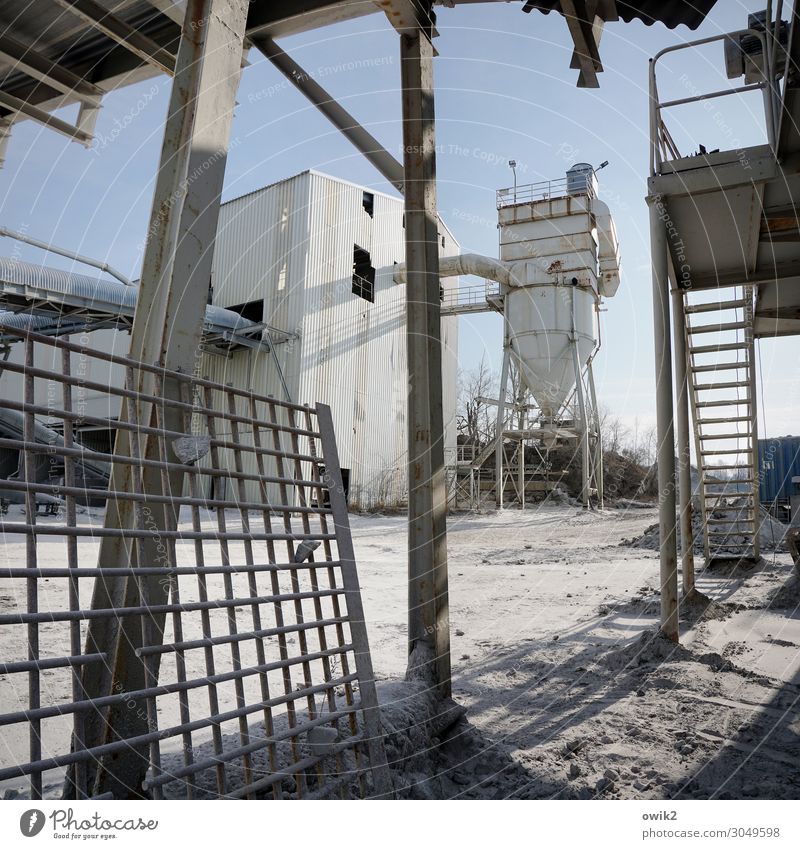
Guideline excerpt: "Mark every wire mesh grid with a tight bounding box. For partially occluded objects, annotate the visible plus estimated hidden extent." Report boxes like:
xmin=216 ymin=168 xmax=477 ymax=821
xmin=0 ymin=326 xmax=391 ymax=800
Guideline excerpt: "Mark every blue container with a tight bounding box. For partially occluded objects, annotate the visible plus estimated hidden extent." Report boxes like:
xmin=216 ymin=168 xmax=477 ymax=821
xmin=758 ymin=436 xmax=800 ymax=506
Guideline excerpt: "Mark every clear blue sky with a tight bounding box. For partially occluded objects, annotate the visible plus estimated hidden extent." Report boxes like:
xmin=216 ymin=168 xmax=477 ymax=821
xmin=0 ymin=0 xmax=797 ymax=437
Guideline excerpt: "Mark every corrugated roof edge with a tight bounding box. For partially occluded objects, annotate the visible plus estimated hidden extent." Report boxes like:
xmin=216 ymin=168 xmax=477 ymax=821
xmin=523 ymin=1 xmax=718 ymax=31
xmin=222 ymin=168 xmax=460 ymax=249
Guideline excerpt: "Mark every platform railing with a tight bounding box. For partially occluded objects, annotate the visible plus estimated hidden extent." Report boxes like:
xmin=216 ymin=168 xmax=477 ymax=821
xmin=440 ymin=280 xmax=501 ymax=313
xmin=649 ymin=26 xmax=779 ymax=174
xmin=496 ymin=175 xmax=595 ymax=208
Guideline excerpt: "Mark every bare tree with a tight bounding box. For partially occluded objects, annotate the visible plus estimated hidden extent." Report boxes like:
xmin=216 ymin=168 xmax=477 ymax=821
xmin=457 ymin=356 xmax=498 ymax=447
xmin=599 ymin=405 xmax=628 ymax=457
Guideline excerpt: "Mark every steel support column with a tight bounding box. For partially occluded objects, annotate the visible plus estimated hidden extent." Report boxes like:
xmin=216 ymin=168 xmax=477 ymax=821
xmin=572 ymin=344 xmax=590 ymax=509
xmin=71 ymin=0 xmax=249 ymax=798
xmin=649 ymin=198 xmax=679 ymax=642
xmin=399 ymin=22 xmax=450 ymax=696
xmin=671 ymin=286 xmax=695 ymax=596
xmin=495 ymin=344 xmax=511 ymax=509
xmin=587 ymin=359 xmax=604 ymax=507
xmin=745 ymin=286 xmax=762 ymax=561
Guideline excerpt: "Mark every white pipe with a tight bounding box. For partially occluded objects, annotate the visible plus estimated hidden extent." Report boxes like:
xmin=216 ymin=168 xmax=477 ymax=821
xmin=0 ymin=227 xmax=134 ymax=286
xmin=393 ymin=252 xmax=514 ymax=287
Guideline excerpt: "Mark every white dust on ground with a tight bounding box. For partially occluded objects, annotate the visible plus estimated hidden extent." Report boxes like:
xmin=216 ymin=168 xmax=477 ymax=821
xmin=350 ymin=506 xmax=800 ymax=799
xmin=1 ymin=503 xmax=799 ymax=799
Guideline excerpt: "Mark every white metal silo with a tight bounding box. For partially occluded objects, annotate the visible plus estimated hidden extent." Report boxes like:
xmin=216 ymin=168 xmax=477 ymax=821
xmin=393 ymin=162 xmax=621 ymax=509
xmin=494 ymin=164 xmax=621 ymax=507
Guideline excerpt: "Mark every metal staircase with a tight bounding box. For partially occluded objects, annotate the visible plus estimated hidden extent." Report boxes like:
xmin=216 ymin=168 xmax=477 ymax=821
xmin=684 ymin=284 xmax=761 ymax=562
xmin=447 ymin=437 xmax=500 ymax=507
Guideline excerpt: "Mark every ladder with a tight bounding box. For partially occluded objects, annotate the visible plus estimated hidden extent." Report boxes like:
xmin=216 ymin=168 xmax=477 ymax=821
xmin=684 ymin=284 xmax=761 ymax=562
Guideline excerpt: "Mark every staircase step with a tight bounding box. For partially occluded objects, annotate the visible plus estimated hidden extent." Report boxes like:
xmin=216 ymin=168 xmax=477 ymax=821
xmin=704 ymin=477 xmax=754 ymax=484
xmin=703 ymin=488 xmax=754 ymax=495
xmin=707 ymin=530 xmax=755 ymax=537
xmin=694 ymin=381 xmax=750 ymax=391
xmin=697 ymin=415 xmax=752 ymax=425
xmin=688 ymin=320 xmax=750 ymax=334
xmin=700 ymin=448 xmax=750 ymax=458
xmin=696 ymin=399 xmax=751 ymax=408
xmin=690 ymin=342 xmax=749 ymax=354
xmin=706 ymin=517 xmax=754 ymax=524
xmin=703 ymin=487 xmax=754 ymax=494
xmin=691 ymin=362 xmax=748 ymax=373
xmin=685 ymin=298 xmax=749 ymax=314
xmin=699 ymin=432 xmax=752 ymax=440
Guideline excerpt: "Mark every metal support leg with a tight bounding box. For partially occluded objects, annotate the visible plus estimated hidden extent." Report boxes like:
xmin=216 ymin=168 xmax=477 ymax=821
xmin=746 ymin=286 xmax=762 ymax=560
xmin=587 ymin=360 xmax=604 ymax=508
xmin=400 ymin=22 xmax=450 ymax=697
xmin=495 ymin=344 xmax=511 ymax=509
xmin=649 ymin=199 xmax=679 ymax=642
xmin=72 ymin=0 xmax=250 ymax=798
xmin=572 ymin=346 xmax=590 ymax=509
xmin=517 ymin=389 xmax=525 ymax=509
xmin=671 ymin=286 xmax=695 ymax=596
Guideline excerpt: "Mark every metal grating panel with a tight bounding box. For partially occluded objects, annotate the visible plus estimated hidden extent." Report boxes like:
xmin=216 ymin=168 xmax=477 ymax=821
xmin=0 ymin=325 xmax=391 ymax=800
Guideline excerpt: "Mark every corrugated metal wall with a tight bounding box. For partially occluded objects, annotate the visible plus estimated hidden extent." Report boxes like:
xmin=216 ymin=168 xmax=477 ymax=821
xmin=0 ymin=171 xmax=460 ymax=511
xmin=758 ymin=436 xmax=800 ymax=506
xmin=199 ymin=173 xmax=312 ymax=503
xmin=299 ymin=172 xmax=458 ymax=509
xmin=204 ymin=170 xmax=459 ymax=509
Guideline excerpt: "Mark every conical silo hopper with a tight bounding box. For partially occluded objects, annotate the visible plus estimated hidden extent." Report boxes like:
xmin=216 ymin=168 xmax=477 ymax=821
xmin=504 ymin=273 xmax=597 ymax=418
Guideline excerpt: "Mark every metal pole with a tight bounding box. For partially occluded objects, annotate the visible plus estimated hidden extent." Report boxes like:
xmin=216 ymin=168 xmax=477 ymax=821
xmin=671 ymin=286 xmax=695 ymax=596
xmin=649 ymin=196 xmax=679 ymax=642
xmin=572 ymin=346 xmax=590 ymax=509
xmin=518 ymin=437 xmax=525 ymax=509
xmin=253 ymin=35 xmax=405 ymax=194
xmin=400 ymin=21 xmax=450 ymax=697
xmin=746 ymin=285 xmax=762 ymax=560
xmin=495 ymin=344 xmax=511 ymax=509
xmin=587 ymin=359 xmax=604 ymax=508
xmin=517 ymin=379 xmax=525 ymax=509
xmin=0 ymin=226 xmax=133 ymax=286
xmin=72 ymin=0 xmax=250 ymax=798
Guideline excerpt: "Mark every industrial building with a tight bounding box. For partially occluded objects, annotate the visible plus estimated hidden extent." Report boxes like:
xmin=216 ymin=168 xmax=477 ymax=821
xmin=2 ymin=0 xmax=799 ymax=808
xmin=0 ymin=171 xmax=460 ymax=509
xmin=205 ymin=171 xmax=459 ymax=508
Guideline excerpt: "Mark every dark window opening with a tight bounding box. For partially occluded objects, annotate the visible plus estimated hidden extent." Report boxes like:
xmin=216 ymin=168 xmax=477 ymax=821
xmin=314 ymin=467 xmax=350 ymax=507
xmin=224 ymin=299 xmax=264 ymax=323
xmin=352 ymin=244 xmax=375 ymax=303
xmin=362 ymin=191 xmax=374 ymax=218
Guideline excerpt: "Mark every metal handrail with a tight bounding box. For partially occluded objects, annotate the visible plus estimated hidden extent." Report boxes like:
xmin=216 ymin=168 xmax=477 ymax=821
xmin=496 ymin=175 xmax=595 ymax=207
xmin=648 ymin=27 xmax=777 ymax=175
xmin=440 ymin=279 xmax=500 ymax=308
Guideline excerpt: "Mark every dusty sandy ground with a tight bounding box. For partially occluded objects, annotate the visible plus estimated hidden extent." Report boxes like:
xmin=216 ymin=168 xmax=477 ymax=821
xmin=350 ymin=506 xmax=800 ymax=800
xmin=1 ymin=503 xmax=798 ymax=799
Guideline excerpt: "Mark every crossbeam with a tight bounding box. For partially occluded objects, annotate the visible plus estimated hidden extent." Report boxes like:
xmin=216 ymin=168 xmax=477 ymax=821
xmin=53 ymin=0 xmax=176 ymax=75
